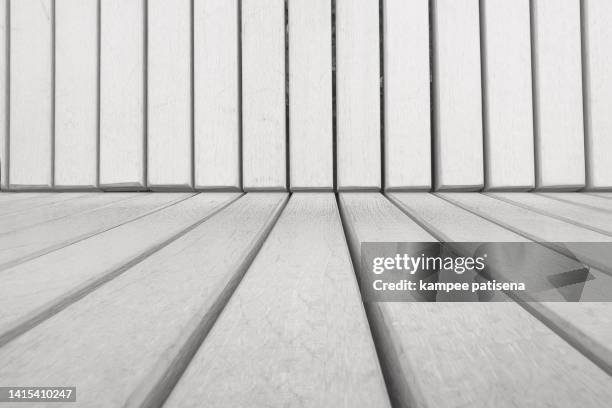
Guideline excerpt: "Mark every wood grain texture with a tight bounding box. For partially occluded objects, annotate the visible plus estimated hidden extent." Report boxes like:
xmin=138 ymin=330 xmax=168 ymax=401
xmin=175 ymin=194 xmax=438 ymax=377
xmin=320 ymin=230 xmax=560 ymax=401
xmin=0 ymin=191 xmax=86 ymax=219
xmin=481 ymin=0 xmax=534 ymax=190
xmin=489 ymin=192 xmax=612 ymax=237
xmin=336 ymin=0 xmax=380 ymax=190
xmin=242 ymin=0 xmax=286 ymax=190
xmin=167 ymin=193 xmax=389 ymax=407
xmin=340 ymin=193 xmax=612 ymax=407
xmin=0 ymin=0 xmax=6 ymax=189
xmin=383 ymin=0 xmax=430 ymax=190
xmin=582 ymin=0 xmax=612 ymax=189
xmin=432 ymin=0 xmax=483 ymax=190
xmin=99 ymin=0 xmax=145 ymax=189
xmin=389 ymin=192 xmax=612 ymax=374
xmin=147 ymin=0 xmax=192 ymax=189
xmin=0 ymin=192 xmax=43 ymax=203
xmin=440 ymin=192 xmax=612 ymax=276
xmin=194 ymin=0 xmax=240 ymax=190
xmin=540 ymin=192 xmax=612 ymax=212
xmin=0 ymin=192 xmax=239 ymax=345
xmin=54 ymin=0 xmax=98 ymax=189
xmin=288 ymin=0 xmax=333 ymax=190
xmin=0 ymin=193 xmax=189 ymax=271
xmin=0 ymin=192 xmax=132 ymax=233
xmin=531 ymin=0 xmax=585 ymax=189
xmin=0 ymin=193 xmax=287 ymax=407
xmin=9 ymin=0 xmax=53 ymax=189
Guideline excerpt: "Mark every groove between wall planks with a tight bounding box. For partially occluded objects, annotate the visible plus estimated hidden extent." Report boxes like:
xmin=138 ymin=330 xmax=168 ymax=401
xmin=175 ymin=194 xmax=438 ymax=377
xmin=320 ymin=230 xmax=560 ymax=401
xmin=288 ymin=0 xmax=333 ymax=191
xmin=336 ymin=0 xmax=380 ymax=190
xmin=54 ymin=0 xmax=98 ymax=189
xmin=9 ymin=0 xmax=53 ymax=189
xmin=582 ymin=0 xmax=612 ymax=190
xmin=193 ymin=0 xmax=240 ymax=190
xmin=531 ymin=0 xmax=585 ymax=189
xmin=147 ymin=0 xmax=192 ymax=190
xmin=0 ymin=0 xmax=7 ymax=190
xmin=481 ymin=0 xmax=534 ymax=190
xmin=0 ymin=193 xmax=288 ymax=408
xmin=241 ymin=0 xmax=286 ymax=190
xmin=99 ymin=0 xmax=146 ymax=189
xmin=166 ymin=194 xmax=390 ymax=407
xmin=0 ymin=192 xmax=240 ymax=347
xmin=389 ymin=192 xmax=612 ymax=376
xmin=432 ymin=0 xmax=483 ymax=191
xmin=339 ymin=193 xmax=612 ymax=407
xmin=383 ymin=0 xmax=430 ymax=190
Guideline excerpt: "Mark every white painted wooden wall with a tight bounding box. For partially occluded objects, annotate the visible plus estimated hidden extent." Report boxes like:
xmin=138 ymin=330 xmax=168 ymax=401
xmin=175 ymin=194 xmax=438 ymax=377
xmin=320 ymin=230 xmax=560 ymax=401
xmin=0 ymin=0 xmax=611 ymax=192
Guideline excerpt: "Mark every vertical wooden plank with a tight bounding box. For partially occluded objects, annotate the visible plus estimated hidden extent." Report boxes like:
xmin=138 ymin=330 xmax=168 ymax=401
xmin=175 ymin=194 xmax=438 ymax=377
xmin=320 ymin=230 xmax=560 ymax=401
xmin=531 ymin=0 xmax=585 ymax=189
xmin=193 ymin=0 xmax=240 ymax=190
xmin=482 ymin=0 xmax=535 ymax=190
xmin=242 ymin=0 xmax=286 ymax=190
xmin=383 ymin=0 xmax=430 ymax=190
xmin=288 ymin=0 xmax=333 ymax=190
xmin=0 ymin=0 xmax=6 ymax=189
xmin=147 ymin=0 xmax=192 ymax=190
xmin=582 ymin=0 xmax=612 ymax=189
xmin=100 ymin=0 xmax=145 ymax=189
xmin=336 ymin=0 xmax=380 ymax=190
xmin=54 ymin=0 xmax=98 ymax=189
xmin=9 ymin=0 xmax=53 ymax=189
xmin=432 ymin=0 xmax=483 ymax=190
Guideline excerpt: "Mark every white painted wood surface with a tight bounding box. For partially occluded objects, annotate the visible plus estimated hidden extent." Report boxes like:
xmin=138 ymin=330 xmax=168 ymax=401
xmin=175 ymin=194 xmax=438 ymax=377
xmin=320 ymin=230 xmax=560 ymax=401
xmin=100 ymin=0 xmax=145 ymax=189
xmin=0 ymin=192 xmax=131 ymax=233
xmin=432 ymin=0 xmax=483 ymax=190
xmin=242 ymin=0 xmax=286 ymax=190
xmin=590 ymin=193 xmax=612 ymax=201
xmin=0 ymin=192 xmax=239 ymax=345
xmin=340 ymin=193 xmax=612 ymax=407
xmin=167 ymin=194 xmax=390 ymax=407
xmin=289 ymin=0 xmax=333 ymax=190
xmin=490 ymin=192 xmax=612 ymax=237
xmin=531 ymin=0 xmax=585 ymax=189
xmin=0 ymin=193 xmax=287 ymax=407
xmin=147 ymin=0 xmax=192 ymax=189
xmin=0 ymin=0 xmax=7 ymax=189
xmin=0 ymin=193 xmax=189 ymax=271
xmin=336 ymin=0 xmax=380 ymax=190
xmin=0 ymin=191 xmax=85 ymax=219
xmin=54 ymin=0 xmax=98 ymax=189
xmin=0 ymin=192 xmax=43 ymax=203
xmin=541 ymin=192 xmax=612 ymax=212
xmin=582 ymin=0 xmax=612 ymax=189
xmin=389 ymin=192 xmax=612 ymax=373
xmin=9 ymin=0 xmax=53 ymax=189
xmin=481 ymin=0 xmax=534 ymax=190
xmin=383 ymin=0 xmax=430 ymax=190
xmin=194 ymin=0 xmax=240 ymax=190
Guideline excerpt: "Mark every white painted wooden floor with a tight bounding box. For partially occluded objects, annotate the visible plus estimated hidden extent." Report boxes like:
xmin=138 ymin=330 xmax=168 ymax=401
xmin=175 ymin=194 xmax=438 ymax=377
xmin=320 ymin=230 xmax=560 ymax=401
xmin=1 ymin=192 xmax=612 ymax=407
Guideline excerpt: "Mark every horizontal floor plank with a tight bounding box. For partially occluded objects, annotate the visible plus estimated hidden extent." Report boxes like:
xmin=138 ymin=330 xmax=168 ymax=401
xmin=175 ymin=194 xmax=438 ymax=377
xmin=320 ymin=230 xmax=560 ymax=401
xmin=0 ymin=193 xmax=287 ymax=407
xmin=0 ymin=192 xmax=87 ymax=216
xmin=339 ymin=192 xmax=612 ymax=407
xmin=166 ymin=193 xmax=389 ymax=407
xmin=540 ymin=193 xmax=612 ymax=212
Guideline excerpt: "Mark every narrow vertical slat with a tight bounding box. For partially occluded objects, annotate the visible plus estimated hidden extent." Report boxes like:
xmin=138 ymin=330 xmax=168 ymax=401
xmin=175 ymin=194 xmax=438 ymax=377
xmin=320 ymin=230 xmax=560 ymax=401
xmin=9 ymin=0 xmax=53 ymax=189
xmin=0 ymin=0 xmax=7 ymax=189
xmin=100 ymin=0 xmax=145 ymax=189
xmin=432 ymin=0 xmax=483 ymax=190
xmin=193 ymin=0 xmax=240 ymax=190
xmin=383 ymin=0 xmax=430 ymax=190
xmin=582 ymin=0 xmax=612 ymax=190
xmin=336 ymin=0 xmax=380 ymax=190
xmin=288 ymin=0 xmax=332 ymax=191
xmin=532 ymin=0 xmax=585 ymax=189
xmin=242 ymin=0 xmax=286 ymax=190
xmin=482 ymin=0 xmax=534 ymax=190
xmin=147 ymin=0 xmax=192 ymax=190
xmin=54 ymin=0 xmax=98 ymax=189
